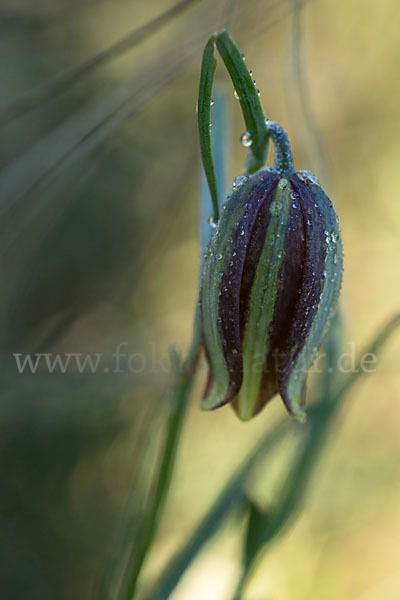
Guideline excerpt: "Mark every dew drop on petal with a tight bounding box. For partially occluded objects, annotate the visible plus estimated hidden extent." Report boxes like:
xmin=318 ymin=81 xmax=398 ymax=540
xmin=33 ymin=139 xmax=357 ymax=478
xmin=233 ymin=175 xmax=247 ymax=188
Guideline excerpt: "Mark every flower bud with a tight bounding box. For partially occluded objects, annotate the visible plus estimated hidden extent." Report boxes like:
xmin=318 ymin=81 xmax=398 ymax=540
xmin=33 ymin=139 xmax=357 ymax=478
xmin=200 ymin=134 xmax=343 ymax=421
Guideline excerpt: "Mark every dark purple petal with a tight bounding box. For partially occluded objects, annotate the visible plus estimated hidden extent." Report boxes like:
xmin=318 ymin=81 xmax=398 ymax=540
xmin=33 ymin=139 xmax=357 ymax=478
xmin=217 ymin=170 xmax=280 ymax=404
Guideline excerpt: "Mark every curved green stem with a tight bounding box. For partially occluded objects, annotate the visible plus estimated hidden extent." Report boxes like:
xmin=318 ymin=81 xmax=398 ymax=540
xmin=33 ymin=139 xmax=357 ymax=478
xmin=266 ymin=121 xmax=294 ymax=176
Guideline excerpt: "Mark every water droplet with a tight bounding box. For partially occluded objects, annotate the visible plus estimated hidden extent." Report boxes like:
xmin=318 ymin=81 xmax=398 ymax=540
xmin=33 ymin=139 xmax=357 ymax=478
xmin=209 ymin=121 xmax=213 ymax=128
xmin=208 ymin=216 xmax=217 ymax=230
xmin=241 ymin=52 xmax=246 ymax=61
xmin=216 ymin=253 xmax=223 ymax=260
xmin=233 ymin=175 xmax=247 ymax=188
xmin=265 ymin=116 xmax=270 ymax=124
xmin=240 ymin=228 xmax=245 ymax=236
xmin=270 ymin=200 xmax=282 ymax=216
xmin=297 ymin=170 xmax=320 ymax=187
xmin=210 ymin=98 xmax=214 ymax=106
xmin=249 ymin=70 xmax=253 ymax=76
xmin=233 ymin=89 xmax=240 ymax=100
xmin=232 ymin=251 xmax=237 ymax=257
xmin=240 ymin=131 xmax=252 ymax=147
xmin=252 ymin=79 xmax=257 ymax=85
xmin=256 ymin=88 xmax=260 ymax=96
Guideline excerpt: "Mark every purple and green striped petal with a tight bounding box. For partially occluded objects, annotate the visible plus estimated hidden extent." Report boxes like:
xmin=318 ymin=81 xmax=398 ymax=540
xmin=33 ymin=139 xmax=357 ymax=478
xmin=200 ymin=169 xmax=280 ymax=410
xmin=277 ymin=172 xmax=343 ymax=418
xmin=236 ymin=179 xmax=292 ymax=420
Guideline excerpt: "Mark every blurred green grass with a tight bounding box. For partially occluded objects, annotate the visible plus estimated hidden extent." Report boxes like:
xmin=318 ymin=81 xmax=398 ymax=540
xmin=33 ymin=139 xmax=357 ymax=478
xmin=1 ymin=0 xmax=400 ymax=598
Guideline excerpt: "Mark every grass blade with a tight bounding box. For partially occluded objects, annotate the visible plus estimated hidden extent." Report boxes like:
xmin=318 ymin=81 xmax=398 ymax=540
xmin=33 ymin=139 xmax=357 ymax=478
xmin=0 ymin=0 xmax=201 ymax=125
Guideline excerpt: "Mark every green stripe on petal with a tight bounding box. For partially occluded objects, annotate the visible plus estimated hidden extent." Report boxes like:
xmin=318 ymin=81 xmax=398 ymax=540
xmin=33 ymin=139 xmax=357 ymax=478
xmin=238 ymin=178 xmax=291 ymax=421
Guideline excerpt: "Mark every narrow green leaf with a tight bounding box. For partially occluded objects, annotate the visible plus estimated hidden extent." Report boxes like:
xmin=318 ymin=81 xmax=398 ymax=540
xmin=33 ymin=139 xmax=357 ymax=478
xmin=317 ymin=307 xmax=344 ymax=399
xmin=244 ymin=499 xmax=269 ymax=568
xmin=119 ymin=347 xmax=197 ymax=600
xmin=233 ymin=314 xmax=400 ymax=596
xmin=147 ymin=420 xmax=290 ymax=600
xmin=200 ymin=88 xmax=231 ymax=253
xmin=198 ymin=37 xmax=219 ymax=222
xmin=215 ymin=30 xmax=269 ymax=175
xmin=332 ymin=313 xmax=400 ymax=402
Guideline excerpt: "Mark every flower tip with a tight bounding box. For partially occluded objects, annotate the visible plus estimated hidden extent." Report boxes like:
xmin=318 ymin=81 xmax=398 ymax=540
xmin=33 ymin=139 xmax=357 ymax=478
xmin=291 ymin=407 xmax=307 ymax=424
xmin=235 ymin=407 xmax=254 ymax=423
xmin=200 ymin=391 xmax=230 ymax=412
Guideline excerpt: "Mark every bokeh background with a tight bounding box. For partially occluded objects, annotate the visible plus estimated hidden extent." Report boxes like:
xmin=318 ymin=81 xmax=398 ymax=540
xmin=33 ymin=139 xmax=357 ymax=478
xmin=1 ymin=0 xmax=400 ymax=598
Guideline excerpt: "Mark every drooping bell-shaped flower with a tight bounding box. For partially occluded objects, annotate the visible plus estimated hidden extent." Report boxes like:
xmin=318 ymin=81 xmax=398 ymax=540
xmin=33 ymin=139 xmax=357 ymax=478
xmin=200 ymin=122 xmax=343 ymax=421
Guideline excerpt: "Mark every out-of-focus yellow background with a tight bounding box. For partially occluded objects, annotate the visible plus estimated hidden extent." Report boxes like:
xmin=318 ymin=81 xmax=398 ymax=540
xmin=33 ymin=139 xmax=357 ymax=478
xmin=1 ymin=0 xmax=400 ymax=598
